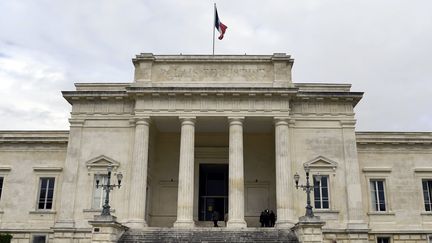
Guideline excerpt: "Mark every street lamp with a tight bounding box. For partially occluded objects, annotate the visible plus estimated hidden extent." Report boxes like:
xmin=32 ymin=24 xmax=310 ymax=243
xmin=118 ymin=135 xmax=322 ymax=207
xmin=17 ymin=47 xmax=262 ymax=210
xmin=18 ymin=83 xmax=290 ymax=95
xmin=96 ymin=166 xmax=123 ymax=216
xmin=294 ymin=166 xmax=321 ymax=218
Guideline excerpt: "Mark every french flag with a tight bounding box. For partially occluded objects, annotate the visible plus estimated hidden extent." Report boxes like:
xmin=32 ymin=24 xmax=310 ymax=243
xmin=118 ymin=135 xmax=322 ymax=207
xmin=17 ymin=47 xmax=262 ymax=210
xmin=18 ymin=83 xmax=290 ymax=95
xmin=215 ymin=7 xmax=227 ymax=40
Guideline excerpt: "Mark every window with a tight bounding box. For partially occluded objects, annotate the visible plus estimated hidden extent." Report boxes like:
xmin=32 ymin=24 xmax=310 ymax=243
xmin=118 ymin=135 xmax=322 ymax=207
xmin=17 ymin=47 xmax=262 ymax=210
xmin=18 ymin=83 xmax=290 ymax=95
xmin=376 ymin=237 xmax=390 ymax=243
xmin=37 ymin=177 xmax=55 ymax=210
xmin=0 ymin=177 xmax=3 ymax=200
xmin=313 ymin=175 xmax=329 ymax=209
xmin=422 ymin=180 xmax=432 ymax=211
xmin=32 ymin=235 xmax=47 ymax=243
xmin=92 ymin=175 xmax=108 ymax=209
xmin=370 ymin=179 xmax=386 ymax=211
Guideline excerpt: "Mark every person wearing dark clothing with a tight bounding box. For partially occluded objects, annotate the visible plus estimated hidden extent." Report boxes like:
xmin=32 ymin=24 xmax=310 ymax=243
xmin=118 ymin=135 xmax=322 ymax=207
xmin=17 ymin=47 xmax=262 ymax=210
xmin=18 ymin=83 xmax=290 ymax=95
xmin=269 ymin=210 xmax=276 ymax=227
xmin=259 ymin=211 xmax=265 ymax=227
xmin=263 ymin=209 xmax=270 ymax=227
xmin=212 ymin=210 xmax=220 ymax=227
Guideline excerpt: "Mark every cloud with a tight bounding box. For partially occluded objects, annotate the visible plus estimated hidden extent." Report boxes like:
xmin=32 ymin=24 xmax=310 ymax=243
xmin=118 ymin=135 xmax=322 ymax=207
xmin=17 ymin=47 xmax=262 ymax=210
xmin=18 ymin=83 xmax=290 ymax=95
xmin=0 ymin=0 xmax=431 ymax=131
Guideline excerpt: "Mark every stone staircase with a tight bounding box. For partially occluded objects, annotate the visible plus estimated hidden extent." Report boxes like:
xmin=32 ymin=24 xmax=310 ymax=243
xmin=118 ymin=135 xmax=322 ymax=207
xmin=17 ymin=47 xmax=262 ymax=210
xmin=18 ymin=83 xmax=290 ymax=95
xmin=119 ymin=227 xmax=299 ymax=243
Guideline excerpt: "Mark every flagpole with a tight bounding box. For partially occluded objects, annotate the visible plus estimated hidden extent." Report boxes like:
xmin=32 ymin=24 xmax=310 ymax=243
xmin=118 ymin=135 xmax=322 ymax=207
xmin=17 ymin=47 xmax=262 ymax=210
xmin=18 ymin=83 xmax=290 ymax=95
xmin=212 ymin=3 xmax=216 ymax=55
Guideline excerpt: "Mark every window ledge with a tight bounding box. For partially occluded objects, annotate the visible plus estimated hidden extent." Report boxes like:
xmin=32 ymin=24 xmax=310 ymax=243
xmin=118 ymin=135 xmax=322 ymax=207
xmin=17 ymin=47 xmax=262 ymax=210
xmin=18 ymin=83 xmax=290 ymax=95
xmin=420 ymin=212 xmax=432 ymax=216
xmin=367 ymin=211 xmax=395 ymax=216
xmin=29 ymin=210 xmax=56 ymax=214
xmin=314 ymin=209 xmax=340 ymax=214
xmin=83 ymin=209 xmax=115 ymax=213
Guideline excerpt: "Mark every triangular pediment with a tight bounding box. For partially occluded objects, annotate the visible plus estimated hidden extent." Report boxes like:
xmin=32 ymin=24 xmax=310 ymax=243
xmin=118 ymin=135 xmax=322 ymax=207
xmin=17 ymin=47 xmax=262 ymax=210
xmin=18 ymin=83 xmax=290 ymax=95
xmin=85 ymin=155 xmax=120 ymax=171
xmin=303 ymin=156 xmax=338 ymax=169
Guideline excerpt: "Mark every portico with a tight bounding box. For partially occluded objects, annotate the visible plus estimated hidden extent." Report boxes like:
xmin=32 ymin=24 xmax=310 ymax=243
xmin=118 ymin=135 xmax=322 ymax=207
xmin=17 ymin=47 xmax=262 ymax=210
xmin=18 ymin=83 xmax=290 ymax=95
xmin=126 ymin=115 xmax=295 ymax=228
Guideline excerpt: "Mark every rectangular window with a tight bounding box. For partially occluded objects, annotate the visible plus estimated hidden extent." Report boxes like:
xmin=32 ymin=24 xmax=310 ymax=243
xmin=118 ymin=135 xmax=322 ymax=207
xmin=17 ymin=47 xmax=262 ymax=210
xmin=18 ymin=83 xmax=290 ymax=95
xmin=370 ymin=179 xmax=386 ymax=211
xmin=376 ymin=237 xmax=390 ymax=243
xmin=92 ymin=175 xmax=108 ymax=209
xmin=0 ymin=177 xmax=3 ymax=200
xmin=422 ymin=180 xmax=432 ymax=211
xmin=32 ymin=235 xmax=47 ymax=243
xmin=38 ymin=177 xmax=55 ymax=210
xmin=313 ymin=175 xmax=329 ymax=209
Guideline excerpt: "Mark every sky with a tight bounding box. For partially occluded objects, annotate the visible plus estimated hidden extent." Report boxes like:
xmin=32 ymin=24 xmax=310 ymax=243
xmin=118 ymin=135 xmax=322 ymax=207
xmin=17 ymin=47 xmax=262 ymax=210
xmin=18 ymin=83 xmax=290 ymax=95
xmin=0 ymin=0 xmax=431 ymax=131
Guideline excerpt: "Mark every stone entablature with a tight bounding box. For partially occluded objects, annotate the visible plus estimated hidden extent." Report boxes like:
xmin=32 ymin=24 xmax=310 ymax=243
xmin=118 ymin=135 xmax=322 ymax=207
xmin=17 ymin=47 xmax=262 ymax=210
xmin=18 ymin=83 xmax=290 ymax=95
xmin=0 ymin=131 xmax=69 ymax=144
xmin=132 ymin=53 xmax=294 ymax=87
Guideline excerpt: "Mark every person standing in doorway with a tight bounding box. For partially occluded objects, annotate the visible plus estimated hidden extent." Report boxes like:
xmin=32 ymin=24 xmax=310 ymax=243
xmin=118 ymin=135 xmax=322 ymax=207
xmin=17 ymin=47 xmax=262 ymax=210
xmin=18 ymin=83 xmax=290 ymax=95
xmin=212 ymin=210 xmax=220 ymax=227
xmin=269 ymin=210 xmax=276 ymax=227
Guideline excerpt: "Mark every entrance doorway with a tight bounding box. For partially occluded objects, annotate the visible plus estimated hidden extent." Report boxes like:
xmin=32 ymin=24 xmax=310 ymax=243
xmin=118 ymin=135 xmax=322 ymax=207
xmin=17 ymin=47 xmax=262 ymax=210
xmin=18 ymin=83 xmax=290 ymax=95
xmin=198 ymin=164 xmax=228 ymax=221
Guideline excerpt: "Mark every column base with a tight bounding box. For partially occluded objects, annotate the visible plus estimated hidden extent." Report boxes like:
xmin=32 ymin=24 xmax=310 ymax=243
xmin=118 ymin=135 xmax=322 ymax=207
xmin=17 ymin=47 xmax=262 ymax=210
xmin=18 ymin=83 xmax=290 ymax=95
xmin=226 ymin=219 xmax=247 ymax=228
xmin=125 ymin=219 xmax=148 ymax=229
xmin=275 ymin=220 xmax=295 ymax=229
xmin=173 ymin=220 xmax=195 ymax=228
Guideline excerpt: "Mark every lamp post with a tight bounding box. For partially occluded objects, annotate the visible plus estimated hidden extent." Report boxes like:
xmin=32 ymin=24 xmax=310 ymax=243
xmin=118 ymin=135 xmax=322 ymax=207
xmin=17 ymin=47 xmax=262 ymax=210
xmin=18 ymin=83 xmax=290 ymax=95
xmin=96 ymin=166 xmax=123 ymax=216
xmin=294 ymin=166 xmax=321 ymax=218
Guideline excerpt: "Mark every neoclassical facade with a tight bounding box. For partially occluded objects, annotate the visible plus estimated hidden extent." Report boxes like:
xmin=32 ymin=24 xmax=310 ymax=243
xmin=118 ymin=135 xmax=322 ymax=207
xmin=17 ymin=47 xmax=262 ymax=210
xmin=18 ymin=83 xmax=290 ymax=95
xmin=0 ymin=53 xmax=431 ymax=242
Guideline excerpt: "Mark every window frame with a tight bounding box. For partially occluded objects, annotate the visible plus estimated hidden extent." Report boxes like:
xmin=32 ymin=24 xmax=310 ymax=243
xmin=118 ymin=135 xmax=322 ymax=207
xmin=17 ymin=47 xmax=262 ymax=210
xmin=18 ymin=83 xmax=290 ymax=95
xmin=370 ymin=179 xmax=387 ymax=212
xmin=376 ymin=236 xmax=391 ymax=243
xmin=313 ymin=174 xmax=330 ymax=210
xmin=0 ymin=176 xmax=4 ymax=201
xmin=37 ymin=177 xmax=56 ymax=210
xmin=32 ymin=167 xmax=61 ymax=212
xmin=31 ymin=234 xmax=48 ymax=243
xmin=92 ymin=174 xmax=108 ymax=209
xmin=422 ymin=179 xmax=432 ymax=212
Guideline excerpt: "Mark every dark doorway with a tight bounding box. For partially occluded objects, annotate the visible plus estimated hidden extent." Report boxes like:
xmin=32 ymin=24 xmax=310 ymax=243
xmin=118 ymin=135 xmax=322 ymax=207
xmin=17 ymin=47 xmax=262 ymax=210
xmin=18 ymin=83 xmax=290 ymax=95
xmin=198 ymin=164 xmax=228 ymax=221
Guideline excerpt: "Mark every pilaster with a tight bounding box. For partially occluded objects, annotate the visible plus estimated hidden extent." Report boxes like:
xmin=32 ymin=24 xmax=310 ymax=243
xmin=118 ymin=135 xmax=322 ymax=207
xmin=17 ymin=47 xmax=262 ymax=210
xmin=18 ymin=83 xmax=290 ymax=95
xmin=54 ymin=119 xmax=84 ymax=230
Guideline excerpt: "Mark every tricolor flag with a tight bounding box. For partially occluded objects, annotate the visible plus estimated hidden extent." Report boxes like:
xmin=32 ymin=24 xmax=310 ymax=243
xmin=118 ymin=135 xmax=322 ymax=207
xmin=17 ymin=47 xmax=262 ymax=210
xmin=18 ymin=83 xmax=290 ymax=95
xmin=214 ymin=6 xmax=227 ymax=40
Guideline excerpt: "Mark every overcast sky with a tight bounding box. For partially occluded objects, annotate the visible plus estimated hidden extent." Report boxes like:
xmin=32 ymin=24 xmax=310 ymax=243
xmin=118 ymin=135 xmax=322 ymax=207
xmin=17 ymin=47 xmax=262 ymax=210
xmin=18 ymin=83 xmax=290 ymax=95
xmin=0 ymin=0 xmax=431 ymax=131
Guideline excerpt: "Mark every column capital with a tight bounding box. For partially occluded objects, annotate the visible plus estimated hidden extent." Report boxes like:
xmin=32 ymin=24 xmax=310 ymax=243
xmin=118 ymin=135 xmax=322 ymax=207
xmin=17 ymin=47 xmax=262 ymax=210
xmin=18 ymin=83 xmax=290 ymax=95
xmin=134 ymin=117 xmax=151 ymax=126
xmin=228 ymin=117 xmax=245 ymax=124
xmin=274 ymin=117 xmax=290 ymax=126
xmin=179 ymin=116 xmax=196 ymax=125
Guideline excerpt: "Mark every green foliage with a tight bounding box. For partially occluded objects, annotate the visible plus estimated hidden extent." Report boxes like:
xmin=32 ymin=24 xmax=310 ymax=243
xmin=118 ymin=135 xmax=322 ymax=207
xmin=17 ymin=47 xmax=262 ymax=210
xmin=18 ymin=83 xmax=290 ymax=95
xmin=0 ymin=233 xmax=13 ymax=243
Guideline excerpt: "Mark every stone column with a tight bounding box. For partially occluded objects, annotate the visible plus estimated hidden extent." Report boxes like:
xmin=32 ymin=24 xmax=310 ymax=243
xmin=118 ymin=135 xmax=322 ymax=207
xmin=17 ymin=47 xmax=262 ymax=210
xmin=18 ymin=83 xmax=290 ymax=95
xmin=274 ymin=117 xmax=295 ymax=228
xmin=174 ymin=117 xmax=196 ymax=228
xmin=227 ymin=117 xmax=247 ymax=228
xmin=126 ymin=117 xmax=150 ymax=228
xmin=54 ymin=119 xmax=84 ymax=230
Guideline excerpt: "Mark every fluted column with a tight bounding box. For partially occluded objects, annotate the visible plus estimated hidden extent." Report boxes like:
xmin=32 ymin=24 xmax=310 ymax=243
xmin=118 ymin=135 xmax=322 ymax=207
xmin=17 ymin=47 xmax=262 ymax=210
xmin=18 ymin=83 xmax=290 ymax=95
xmin=274 ymin=117 xmax=295 ymax=228
xmin=126 ymin=117 xmax=150 ymax=228
xmin=174 ymin=117 xmax=196 ymax=228
xmin=227 ymin=117 xmax=247 ymax=228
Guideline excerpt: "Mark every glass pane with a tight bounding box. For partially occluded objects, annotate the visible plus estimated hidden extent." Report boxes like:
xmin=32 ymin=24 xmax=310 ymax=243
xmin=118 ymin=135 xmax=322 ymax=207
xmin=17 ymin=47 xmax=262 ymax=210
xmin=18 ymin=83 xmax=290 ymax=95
xmin=370 ymin=181 xmax=377 ymax=210
xmin=33 ymin=235 xmax=46 ymax=243
xmin=321 ymin=177 xmax=328 ymax=187
xmin=322 ymin=201 xmax=329 ymax=209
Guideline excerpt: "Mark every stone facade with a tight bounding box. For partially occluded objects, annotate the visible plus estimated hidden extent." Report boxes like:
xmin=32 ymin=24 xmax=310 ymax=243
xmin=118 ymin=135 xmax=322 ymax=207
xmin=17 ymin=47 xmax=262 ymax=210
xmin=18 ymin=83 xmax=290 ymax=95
xmin=0 ymin=53 xmax=431 ymax=242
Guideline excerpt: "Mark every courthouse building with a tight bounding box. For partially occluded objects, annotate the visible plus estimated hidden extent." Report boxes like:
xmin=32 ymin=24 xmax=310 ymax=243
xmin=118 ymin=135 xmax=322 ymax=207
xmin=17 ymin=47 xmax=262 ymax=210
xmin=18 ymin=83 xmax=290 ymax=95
xmin=0 ymin=53 xmax=432 ymax=242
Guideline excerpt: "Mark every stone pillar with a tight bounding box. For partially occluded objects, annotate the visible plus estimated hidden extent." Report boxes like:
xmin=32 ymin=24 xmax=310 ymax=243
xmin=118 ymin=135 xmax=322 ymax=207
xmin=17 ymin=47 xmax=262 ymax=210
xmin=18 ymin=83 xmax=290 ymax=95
xmin=341 ymin=120 xmax=368 ymax=230
xmin=54 ymin=119 xmax=84 ymax=230
xmin=294 ymin=217 xmax=325 ymax=243
xmin=174 ymin=117 xmax=196 ymax=228
xmin=126 ymin=117 xmax=150 ymax=228
xmin=89 ymin=215 xmax=128 ymax=243
xmin=227 ymin=117 xmax=247 ymax=228
xmin=274 ymin=117 xmax=295 ymax=228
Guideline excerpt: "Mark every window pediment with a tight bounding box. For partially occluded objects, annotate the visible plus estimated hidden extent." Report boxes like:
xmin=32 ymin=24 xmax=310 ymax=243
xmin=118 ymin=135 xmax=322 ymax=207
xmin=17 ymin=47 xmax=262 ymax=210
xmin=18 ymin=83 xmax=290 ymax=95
xmin=303 ymin=156 xmax=338 ymax=171
xmin=85 ymin=155 xmax=120 ymax=173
